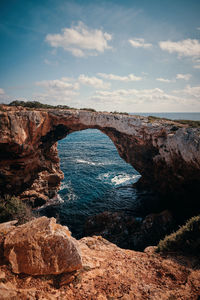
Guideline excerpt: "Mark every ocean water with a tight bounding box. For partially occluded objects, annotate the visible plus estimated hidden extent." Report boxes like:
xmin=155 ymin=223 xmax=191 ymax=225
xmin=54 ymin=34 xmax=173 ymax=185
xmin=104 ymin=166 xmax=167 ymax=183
xmin=43 ymin=113 xmax=200 ymax=238
xmin=132 ymin=112 xmax=200 ymax=121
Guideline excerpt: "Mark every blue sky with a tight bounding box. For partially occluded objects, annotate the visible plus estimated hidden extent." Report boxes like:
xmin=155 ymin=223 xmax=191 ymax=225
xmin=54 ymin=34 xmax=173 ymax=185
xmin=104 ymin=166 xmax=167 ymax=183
xmin=0 ymin=0 xmax=200 ymax=112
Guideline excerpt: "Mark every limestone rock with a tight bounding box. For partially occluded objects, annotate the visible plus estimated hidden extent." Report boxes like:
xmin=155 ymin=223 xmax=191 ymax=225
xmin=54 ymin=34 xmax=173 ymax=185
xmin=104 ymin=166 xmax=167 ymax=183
xmin=0 ymin=220 xmax=18 ymax=262
xmin=4 ymin=217 xmax=82 ymax=275
xmin=0 ymin=106 xmax=200 ymax=208
xmin=0 ymin=234 xmax=199 ymax=299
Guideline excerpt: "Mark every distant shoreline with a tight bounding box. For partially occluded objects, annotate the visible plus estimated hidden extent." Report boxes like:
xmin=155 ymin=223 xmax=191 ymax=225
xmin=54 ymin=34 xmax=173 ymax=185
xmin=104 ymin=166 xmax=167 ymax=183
xmin=131 ymin=112 xmax=200 ymax=121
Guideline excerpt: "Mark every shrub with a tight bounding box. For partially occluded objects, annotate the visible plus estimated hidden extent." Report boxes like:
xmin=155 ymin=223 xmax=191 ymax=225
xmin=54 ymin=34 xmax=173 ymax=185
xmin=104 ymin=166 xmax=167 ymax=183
xmin=156 ymin=215 xmax=200 ymax=255
xmin=0 ymin=195 xmax=34 ymax=224
xmin=148 ymin=116 xmax=169 ymax=122
xmin=174 ymin=119 xmax=200 ymax=128
xmin=111 ymin=111 xmax=129 ymax=115
xmin=80 ymin=108 xmax=96 ymax=112
xmin=9 ymin=100 xmax=71 ymax=110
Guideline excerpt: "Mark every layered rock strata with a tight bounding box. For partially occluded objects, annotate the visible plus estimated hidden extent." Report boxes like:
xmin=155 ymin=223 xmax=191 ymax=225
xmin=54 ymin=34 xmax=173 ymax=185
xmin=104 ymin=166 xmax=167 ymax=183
xmin=0 ymin=105 xmax=200 ymax=208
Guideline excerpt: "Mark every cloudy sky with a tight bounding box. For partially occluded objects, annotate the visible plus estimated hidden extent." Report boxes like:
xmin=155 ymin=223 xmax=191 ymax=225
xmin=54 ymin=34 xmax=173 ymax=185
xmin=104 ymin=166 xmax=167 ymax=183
xmin=0 ymin=0 xmax=200 ymax=112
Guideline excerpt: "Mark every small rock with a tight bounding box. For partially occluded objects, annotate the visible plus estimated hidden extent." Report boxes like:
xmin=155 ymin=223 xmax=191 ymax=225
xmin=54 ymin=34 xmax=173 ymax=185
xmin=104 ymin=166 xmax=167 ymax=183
xmin=4 ymin=217 xmax=82 ymax=275
xmin=0 ymin=271 xmax=5 ymax=279
xmin=0 ymin=220 xmax=18 ymax=235
xmin=59 ymin=272 xmax=76 ymax=286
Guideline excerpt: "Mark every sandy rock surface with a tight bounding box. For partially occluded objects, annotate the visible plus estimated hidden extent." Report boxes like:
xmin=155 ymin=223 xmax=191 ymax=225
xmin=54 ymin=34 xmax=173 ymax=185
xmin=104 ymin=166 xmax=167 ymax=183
xmin=4 ymin=217 xmax=82 ymax=275
xmin=0 ymin=234 xmax=199 ymax=299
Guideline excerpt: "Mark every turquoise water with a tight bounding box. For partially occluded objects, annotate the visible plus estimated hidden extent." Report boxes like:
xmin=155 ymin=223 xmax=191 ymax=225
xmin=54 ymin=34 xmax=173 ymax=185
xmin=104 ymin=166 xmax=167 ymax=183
xmin=43 ymin=113 xmax=199 ymax=237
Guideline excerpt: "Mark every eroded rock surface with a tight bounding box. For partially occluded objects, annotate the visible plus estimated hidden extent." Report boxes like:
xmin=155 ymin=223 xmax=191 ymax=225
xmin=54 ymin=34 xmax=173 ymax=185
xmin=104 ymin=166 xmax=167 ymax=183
xmin=0 ymin=106 xmax=200 ymax=209
xmin=4 ymin=217 xmax=82 ymax=275
xmin=0 ymin=235 xmax=199 ymax=299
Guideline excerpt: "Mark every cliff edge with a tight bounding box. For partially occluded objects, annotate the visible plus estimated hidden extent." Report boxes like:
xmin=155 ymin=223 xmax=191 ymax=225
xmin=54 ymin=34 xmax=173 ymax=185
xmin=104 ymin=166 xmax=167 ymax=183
xmin=0 ymin=218 xmax=199 ymax=299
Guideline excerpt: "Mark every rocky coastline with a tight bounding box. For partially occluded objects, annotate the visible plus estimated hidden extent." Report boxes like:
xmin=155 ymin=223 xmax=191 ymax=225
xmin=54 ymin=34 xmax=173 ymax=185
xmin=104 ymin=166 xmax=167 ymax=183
xmin=0 ymin=104 xmax=200 ymax=298
xmin=0 ymin=105 xmax=200 ymax=209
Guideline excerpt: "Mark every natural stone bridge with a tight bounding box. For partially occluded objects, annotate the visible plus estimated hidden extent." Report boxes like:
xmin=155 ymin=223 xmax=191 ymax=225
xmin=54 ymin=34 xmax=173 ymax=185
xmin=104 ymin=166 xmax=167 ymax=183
xmin=0 ymin=106 xmax=200 ymax=210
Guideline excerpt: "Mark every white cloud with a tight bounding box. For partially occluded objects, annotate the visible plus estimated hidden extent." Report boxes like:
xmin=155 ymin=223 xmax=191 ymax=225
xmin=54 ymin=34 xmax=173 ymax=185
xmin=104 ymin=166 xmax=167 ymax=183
xmin=156 ymin=78 xmax=174 ymax=83
xmin=97 ymin=73 xmax=142 ymax=81
xmin=193 ymin=64 xmax=200 ymax=69
xmin=197 ymin=27 xmax=200 ymax=31
xmin=0 ymin=88 xmax=5 ymax=95
xmin=176 ymin=73 xmax=192 ymax=81
xmin=36 ymin=79 xmax=79 ymax=90
xmin=90 ymin=86 xmax=200 ymax=112
xmin=159 ymin=39 xmax=200 ymax=58
xmin=91 ymin=88 xmax=181 ymax=103
xmin=34 ymin=78 xmax=80 ymax=105
xmin=78 ymin=74 xmax=110 ymax=89
xmin=45 ymin=21 xmax=112 ymax=57
xmin=0 ymin=88 xmax=12 ymax=104
xmin=129 ymin=38 xmax=152 ymax=49
xmin=174 ymin=85 xmax=200 ymax=98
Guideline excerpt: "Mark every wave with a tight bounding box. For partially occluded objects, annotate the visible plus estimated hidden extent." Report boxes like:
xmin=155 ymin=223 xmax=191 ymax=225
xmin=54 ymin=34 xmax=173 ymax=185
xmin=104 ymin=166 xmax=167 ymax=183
xmin=98 ymin=172 xmax=141 ymax=186
xmin=76 ymin=159 xmax=96 ymax=166
xmin=111 ymin=174 xmax=141 ymax=186
xmin=75 ymin=159 xmax=112 ymax=166
xmin=60 ymin=181 xmax=78 ymax=201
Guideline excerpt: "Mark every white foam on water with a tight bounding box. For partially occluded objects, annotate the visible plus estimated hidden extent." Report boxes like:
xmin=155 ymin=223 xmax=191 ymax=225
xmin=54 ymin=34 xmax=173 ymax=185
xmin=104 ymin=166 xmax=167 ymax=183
xmin=97 ymin=172 xmax=112 ymax=180
xmin=111 ymin=174 xmax=141 ymax=186
xmin=75 ymin=159 xmax=111 ymax=166
xmin=76 ymin=159 xmax=96 ymax=166
xmin=60 ymin=181 xmax=78 ymax=201
xmin=60 ymin=183 xmax=70 ymax=191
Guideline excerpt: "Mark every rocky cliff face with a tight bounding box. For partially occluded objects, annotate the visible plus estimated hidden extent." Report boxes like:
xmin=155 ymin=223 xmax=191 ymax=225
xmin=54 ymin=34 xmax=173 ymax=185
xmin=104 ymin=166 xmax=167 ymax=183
xmin=0 ymin=105 xmax=200 ymax=209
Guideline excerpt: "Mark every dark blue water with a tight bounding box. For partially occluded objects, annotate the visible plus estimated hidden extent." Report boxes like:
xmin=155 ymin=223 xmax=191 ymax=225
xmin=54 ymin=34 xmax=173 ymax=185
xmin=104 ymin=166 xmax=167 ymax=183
xmin=44 ymin=113 xmax=200 ymax=237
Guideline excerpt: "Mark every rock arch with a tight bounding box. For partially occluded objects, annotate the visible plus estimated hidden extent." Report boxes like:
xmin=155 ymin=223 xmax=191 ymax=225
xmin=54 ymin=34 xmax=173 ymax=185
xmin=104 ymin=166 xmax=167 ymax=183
xmin=0 ymin=107 xmax=200 ymax=209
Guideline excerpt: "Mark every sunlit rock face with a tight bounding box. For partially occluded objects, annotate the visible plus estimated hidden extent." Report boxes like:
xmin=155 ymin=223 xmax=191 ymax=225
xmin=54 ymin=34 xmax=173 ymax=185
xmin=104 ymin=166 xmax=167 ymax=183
xmin=4 ymin=217 xmax=82 ymax=275
xmin=0 ymin=106 xmax=200 ymax=209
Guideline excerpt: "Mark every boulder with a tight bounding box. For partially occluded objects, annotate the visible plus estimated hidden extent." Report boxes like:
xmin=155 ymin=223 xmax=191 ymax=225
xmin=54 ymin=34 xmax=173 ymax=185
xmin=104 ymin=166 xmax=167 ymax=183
xmin=4 ymin=217 xmax=82 ymax=275
xmin=0 ymin=220 xmax=18 ymax=263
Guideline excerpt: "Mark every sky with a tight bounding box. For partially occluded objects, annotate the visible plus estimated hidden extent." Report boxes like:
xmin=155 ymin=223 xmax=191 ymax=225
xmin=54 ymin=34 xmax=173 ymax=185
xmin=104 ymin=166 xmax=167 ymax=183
xmin=0 ymin=0 xmax=200 ymax=112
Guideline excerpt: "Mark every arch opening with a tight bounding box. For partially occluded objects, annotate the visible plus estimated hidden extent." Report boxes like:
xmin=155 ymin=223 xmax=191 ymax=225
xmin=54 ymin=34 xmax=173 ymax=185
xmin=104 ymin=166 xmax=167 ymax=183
xmin=40 ymin=129 xmax=165 ymax=242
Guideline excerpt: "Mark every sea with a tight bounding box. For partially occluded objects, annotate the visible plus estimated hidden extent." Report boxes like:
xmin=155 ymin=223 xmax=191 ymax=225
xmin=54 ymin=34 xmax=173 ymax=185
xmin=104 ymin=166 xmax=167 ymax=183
xmin=42 ymin=113 xmax=200 ymax=238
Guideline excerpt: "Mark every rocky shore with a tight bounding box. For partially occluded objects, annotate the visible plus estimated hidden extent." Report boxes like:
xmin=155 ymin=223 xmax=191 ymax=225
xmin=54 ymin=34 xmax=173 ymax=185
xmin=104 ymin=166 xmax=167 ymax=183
xmin=0 ymin=105 xmax=200 ymax=299
xmin=0 ymin=217 xmax=200 ymax=299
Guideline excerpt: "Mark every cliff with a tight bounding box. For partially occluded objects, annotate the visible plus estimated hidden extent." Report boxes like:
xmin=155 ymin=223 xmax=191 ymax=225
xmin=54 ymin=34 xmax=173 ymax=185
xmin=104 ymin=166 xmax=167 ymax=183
xmin=0 ymin=105 xmax=200 ymax=210
xmin=0 ymin=218 xmax=199 ymax=299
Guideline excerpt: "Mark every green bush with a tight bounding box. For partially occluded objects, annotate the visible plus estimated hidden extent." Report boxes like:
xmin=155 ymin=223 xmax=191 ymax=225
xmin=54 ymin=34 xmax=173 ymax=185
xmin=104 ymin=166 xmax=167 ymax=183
xmin=156 ymin=215 xmax=200 ymax=255
xmin=9 ymin=100 xmax=71 ymax=110
xmin=0 ymin=195 xmax=34 ymax=224
xmin=111 ymin=111 xmax=129 ymax=115
xmin=80 ymin=108 xmax=96 ymax=112
xmin=174 ymin=119 xmax=200 ymax=128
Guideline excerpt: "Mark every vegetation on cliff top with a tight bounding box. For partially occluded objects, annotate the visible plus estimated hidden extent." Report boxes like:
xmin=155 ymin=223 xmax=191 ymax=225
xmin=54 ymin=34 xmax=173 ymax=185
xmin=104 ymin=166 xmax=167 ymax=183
xmin=157 ymin=215 xmax=200 ymax=256
xmin=148 ymin=115 xmax=200 ymax=128
xmin=9 ymin=100 xmax=71 ymax=110
xmin=2 ymin=100 xmax=199 ymax=127
xmin=0 ymin=195 xmax=34 ymax=224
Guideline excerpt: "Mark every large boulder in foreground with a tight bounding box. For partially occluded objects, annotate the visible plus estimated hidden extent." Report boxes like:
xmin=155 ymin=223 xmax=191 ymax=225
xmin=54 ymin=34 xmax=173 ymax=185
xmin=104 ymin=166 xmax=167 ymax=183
xmin=4 ymin=217 xmax=82 ymax=275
